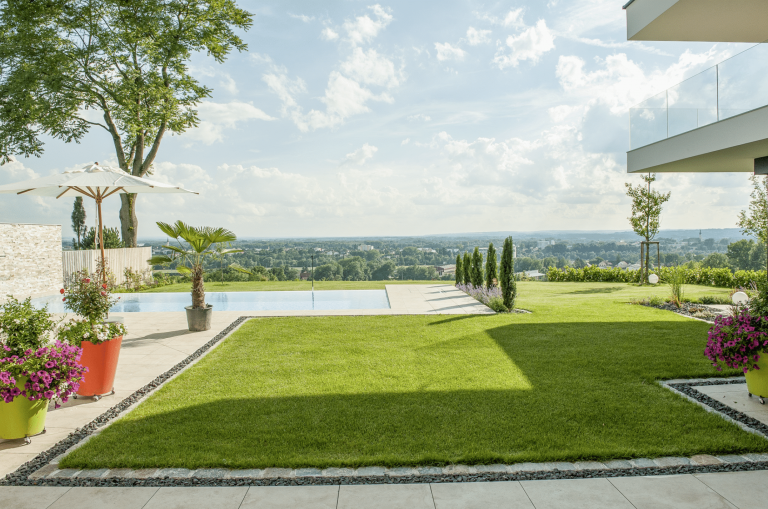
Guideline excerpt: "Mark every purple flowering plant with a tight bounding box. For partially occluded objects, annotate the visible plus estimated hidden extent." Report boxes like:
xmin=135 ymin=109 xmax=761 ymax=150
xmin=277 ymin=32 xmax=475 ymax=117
xmin=705 ymin=310 xmax=768 ymax=373
xmin=456 ymin=283 xmax=508 ymax=312
xmin=0 ymin=341 xmax=87 ymax=407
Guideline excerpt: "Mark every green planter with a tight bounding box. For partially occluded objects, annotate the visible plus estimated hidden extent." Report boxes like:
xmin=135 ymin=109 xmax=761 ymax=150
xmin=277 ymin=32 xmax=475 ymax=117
xmin=0 ymin=377 xmax=48 ymax=442
xmin=746 ymin=356 xmax=768 ymax=400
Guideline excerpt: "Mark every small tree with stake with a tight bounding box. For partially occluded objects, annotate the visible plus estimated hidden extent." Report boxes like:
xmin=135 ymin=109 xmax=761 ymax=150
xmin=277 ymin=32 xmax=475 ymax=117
xmin=625 ymin=174 xmax=670 ymax=284
xmin=485 ymin=243 xmax=498 ymax=288
xmin=455 ymin=254 xmax=463 ymax=285
xmin=499 ymin=236 xmax=516 ymax=309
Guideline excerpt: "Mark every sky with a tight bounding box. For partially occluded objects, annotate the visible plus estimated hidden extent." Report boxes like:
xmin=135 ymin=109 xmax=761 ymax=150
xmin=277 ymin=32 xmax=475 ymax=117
xmin=0 ymin=0 xmax=759 ymax=240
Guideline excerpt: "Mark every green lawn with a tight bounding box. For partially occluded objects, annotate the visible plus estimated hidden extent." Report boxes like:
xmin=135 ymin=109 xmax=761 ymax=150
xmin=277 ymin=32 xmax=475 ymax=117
xmin=61 ymin=282 xmax=767 ymax=470
xmin=138 ymin=280 xmax=440 ymax=293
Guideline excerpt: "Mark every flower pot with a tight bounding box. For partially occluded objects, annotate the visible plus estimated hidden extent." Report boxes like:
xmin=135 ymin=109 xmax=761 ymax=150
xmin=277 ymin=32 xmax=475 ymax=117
xmin=77 ymin=335 xmax=123 ymax=397
xmin=745 ymin=355 xmax=768 ymax=398
xmin=0 ymin=377 xmax=48 ymax=440
xmin=186 ymin=305 xmax=212 ymax=332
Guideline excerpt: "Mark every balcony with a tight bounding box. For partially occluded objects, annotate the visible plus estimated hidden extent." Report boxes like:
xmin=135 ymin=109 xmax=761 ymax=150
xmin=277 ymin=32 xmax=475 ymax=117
xmin=625 ymin=0 xmax=768 ymax=43
xmin=627 ymin=42 xmax=768 ymax=173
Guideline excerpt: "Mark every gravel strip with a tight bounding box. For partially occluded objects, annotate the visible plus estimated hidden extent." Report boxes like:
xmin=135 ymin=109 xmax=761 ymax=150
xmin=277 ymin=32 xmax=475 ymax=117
xmin=3 ymin=326 xmax=768 ymax=487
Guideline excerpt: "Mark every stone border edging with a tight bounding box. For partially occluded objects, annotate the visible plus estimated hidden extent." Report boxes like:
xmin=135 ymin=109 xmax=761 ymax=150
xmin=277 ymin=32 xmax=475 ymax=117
xmin=3 ymin=326 xmax=768 ymax=487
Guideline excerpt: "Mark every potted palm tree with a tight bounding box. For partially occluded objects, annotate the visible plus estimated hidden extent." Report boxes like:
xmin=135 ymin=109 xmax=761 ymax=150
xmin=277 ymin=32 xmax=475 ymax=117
xmin=149 ymin=221 xmax=241 ymax=331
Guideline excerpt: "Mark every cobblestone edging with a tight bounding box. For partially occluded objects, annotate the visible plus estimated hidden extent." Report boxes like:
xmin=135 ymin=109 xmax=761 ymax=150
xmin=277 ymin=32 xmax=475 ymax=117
xmin=4 ymin=331 xmax=768 ymax=487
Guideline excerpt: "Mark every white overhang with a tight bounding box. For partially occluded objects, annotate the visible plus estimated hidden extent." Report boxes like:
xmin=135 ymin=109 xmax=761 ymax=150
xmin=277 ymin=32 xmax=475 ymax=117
xmin=627 ymin=105 xmax=768 ymax=173
xmin=625 ymin=0 xmax=768 ymax=42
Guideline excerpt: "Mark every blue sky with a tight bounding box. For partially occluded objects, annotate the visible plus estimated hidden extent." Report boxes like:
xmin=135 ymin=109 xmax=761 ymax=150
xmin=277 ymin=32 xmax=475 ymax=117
xmin=0 ymin=0 xmax=757 ymax=239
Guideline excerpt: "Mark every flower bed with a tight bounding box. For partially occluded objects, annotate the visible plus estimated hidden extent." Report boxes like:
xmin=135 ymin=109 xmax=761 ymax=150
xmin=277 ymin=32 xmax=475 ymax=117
xmin=455 ymin=283 xmax=508 ymax=312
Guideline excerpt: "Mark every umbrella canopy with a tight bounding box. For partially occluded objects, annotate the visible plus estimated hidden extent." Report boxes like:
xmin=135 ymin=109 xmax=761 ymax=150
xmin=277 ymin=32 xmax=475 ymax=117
xmin=0 ymin=162 xmax=197 ymax=283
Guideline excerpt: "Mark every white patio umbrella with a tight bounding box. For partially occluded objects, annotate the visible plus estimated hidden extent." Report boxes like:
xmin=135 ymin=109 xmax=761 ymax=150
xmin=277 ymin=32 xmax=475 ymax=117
xmin=0 ymin=162 xmax=197 ymax=283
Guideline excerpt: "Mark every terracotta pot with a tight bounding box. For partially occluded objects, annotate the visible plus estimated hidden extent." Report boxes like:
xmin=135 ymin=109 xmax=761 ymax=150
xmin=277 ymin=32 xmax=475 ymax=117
xmin=0 ymin=377 xmax=48 ymax=440
xmin=77 ymin=335 xmax=123 ymax=397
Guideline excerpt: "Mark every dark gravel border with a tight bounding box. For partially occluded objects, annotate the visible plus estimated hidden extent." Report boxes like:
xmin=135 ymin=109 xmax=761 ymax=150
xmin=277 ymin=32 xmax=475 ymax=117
xmin=636 ymin=302 xmax=725 ymax=323
xmin=3 ymin=322 xmax=768 ymax=488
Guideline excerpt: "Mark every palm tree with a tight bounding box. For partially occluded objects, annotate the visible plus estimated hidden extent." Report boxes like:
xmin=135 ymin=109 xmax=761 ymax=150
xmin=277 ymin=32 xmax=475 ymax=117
xmin=148 ymin=221 xmax=241 ymax=309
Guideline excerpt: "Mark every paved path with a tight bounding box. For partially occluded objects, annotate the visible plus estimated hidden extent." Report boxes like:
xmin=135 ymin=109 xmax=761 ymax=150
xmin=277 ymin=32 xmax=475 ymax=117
xmin=2 ymin=471 xmax=768 ymax=508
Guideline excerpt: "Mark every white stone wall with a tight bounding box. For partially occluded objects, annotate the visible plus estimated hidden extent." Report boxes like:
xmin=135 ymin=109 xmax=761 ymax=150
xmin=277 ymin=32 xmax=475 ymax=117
xmin=0 ymin=223 xmax=63 ymax=300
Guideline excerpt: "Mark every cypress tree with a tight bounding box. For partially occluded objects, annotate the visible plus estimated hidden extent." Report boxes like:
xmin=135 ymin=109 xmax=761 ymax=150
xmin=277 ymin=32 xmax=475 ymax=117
xmin=500 ymin=236 xmax=517 ymax=309
xmin=71 ymin=197 xmax=87 ymax=250
xmin=470 ymin=247 xmax=483 ymax=287
xmin=455 ymin=254 xmax=463 ymax=285
xmin=485 ymin=242 xmax=497 ymax=288
xmin=463 ymin=252 xmax=471 ymax=286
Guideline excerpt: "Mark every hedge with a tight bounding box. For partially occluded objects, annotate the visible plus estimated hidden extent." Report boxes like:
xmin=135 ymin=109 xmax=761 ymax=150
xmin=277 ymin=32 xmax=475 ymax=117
xmin=546 ymin=266 xmax=765 ymax=289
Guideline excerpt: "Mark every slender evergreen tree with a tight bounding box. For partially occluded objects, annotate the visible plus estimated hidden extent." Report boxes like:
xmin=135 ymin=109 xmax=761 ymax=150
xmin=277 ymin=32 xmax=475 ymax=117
xmin=485 ymin=243 xmax=497 ymax=288
xmin=500 ymin=236 xmax=517 ymax=309
xmin=455 ymin=254 xmax=463 ymax=285
xmin=470 ymin=247 xmax=483 ymax=287
xmin=463 ymin=252 xmax=472 ymax=286
xmin=71 ymin=197 xmax=87 ymax=250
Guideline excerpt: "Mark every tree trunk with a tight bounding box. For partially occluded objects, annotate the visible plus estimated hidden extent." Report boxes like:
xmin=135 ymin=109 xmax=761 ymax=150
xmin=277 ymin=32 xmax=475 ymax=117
xmin=191 ymin=264 xmax=205 ymax=309
xmin=119 ymin=194 xmax=138 ymax=248
xmin=645 ymin=242 xmax=650 ymax=283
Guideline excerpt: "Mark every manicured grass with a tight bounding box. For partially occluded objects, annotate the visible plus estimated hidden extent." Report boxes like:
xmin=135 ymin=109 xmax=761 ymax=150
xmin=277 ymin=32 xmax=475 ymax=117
xmin=61 ymin=282 xmax=766 ymax=470
xmin=138 ymin=280 xmax=440 ymax=293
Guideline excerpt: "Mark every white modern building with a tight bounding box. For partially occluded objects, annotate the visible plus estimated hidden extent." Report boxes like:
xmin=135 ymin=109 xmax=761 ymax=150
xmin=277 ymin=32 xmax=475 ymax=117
xmin=358 ymin=244 xmax=374 ymax=251
xmin=624 ymin=0 xmax=768 ymax=175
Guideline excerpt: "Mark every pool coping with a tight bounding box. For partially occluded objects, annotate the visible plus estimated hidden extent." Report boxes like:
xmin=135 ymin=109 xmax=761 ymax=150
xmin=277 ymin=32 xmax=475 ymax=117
xmin=3 ymin=321 xmax=767 ymax=487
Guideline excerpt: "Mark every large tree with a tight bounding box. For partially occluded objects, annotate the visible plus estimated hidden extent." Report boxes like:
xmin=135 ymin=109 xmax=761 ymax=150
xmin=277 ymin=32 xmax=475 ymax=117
xmin=625 ymin=173 xmax=671 ymax=284
xmin=738 ymin=175 xmax=768 ymax=280
xmin=0 ymin=0 xmax=252 ymax=246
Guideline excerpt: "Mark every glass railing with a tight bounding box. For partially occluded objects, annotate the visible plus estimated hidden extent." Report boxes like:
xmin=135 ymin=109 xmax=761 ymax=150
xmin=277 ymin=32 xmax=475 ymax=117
xmin=629 ymin=42 xmax=768 ymax=150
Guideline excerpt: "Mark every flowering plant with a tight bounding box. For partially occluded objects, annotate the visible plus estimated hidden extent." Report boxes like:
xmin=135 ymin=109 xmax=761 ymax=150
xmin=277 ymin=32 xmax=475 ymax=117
xmin=0 ymin=342 xmax=87 ymax=407
xmin=62 ymin=269 xmax=120 ymax=324
xmin=0 ymin=297 xmax=57 ymax=355
xmin=57 ymin=319 xmax=126 ymax=347
xmin=705 ymin=311 xmax=768 ymax=373
xmin=456 ymin=283 xmax=508 ymax=312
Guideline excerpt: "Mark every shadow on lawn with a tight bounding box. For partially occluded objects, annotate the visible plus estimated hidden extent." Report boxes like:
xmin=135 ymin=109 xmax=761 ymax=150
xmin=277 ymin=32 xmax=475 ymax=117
xmin=567 ymin=286 xmax=625 ymax=295
xmin=58 ymin=318 xmax=752 ymax=471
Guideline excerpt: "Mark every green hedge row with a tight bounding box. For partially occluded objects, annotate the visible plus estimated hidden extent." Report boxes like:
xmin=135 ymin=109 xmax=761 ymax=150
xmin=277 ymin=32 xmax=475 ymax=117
xmin=546 ymin=266 xmax=765 ymax=289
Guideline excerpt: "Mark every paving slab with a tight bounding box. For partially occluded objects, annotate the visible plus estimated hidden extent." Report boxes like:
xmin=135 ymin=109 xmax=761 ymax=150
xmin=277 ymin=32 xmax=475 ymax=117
xmin=521 ymin=478 xmax=635 ymax=509
xmin=608 ymin=474 xmax=737 ymax=509
xmin=695 ymin=470 xmax=768 ymax=509
xmin=432 ymin=481 xmax=534 ymax=509
xmin=0 ymin=486 xmax=71 ymax=509
xmin=337 ymin=484 xmax=434 ymax=509
xmin=47 ymin=487 xmax=158 ymax=509
xmin=143 ymin=487 xmax=248 ymax=509
xmin=240 ymin=485 xmax=339 ymax=509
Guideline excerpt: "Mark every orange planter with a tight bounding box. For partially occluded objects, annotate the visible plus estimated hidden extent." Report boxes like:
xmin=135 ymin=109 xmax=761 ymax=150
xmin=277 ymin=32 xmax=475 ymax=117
xmin=77 ymin=336 xmax=123 ymax=397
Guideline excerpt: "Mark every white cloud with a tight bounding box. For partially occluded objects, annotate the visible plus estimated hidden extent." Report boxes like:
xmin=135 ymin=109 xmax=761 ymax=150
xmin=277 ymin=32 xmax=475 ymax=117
xmin=251 ymin=53 xmax=273 ymax=64
xmin=401 ymin=138 xmax=410 ymax=145
xmin=493 ymin=20 xmax=555 ymax=69
xmin=305 ymin=71 xmax=392 ymax=130
xmin=475 ymin=8 xmax=525 ymax=28
xmin=343 ymin=4 xmax=393 ymax=46
xmin=466 ymin=27 xmax=491 ymax=46
xmin=321 ymin=27 xmax=339 ymax=41
xmin=435 ymin=42 xmax=466 ymax=62
xmin=219 ymin=75 xmax=238 ymax=95
xmin=289 ymin=13 xmax=314 ymax=23
xmin=548 ymin=105 xmax=576 ymax=122
xmin=343 ymin=143 xmax=378 ymax=165
xmin=340 ymin=47 xmax=400 ymax=88
xmin=185 ymin=101 xmax=275 ymax=145
xmin=407 ymin=114 xmax=431 ymax=122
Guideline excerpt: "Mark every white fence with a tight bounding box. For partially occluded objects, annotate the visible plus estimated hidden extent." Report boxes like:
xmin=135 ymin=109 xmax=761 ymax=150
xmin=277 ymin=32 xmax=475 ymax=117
xmin=62 ymin=247 xmax=153 ymax=286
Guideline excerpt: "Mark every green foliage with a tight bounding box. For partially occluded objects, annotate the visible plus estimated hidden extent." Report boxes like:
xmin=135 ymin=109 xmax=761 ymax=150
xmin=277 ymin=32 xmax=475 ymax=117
xmin=148 ymin=221 xmax=240 ymax=308
xmin=63 ymin=269 xmax=118 ymax=324
xmin=71 ymin=197 xmax=87 ymax=249
xmin=470 ymin=247 xmax=483 ymax=287
xmin=80 ymin=227 xmax=124 ymax=250
xmin=499 ymin=236 xmax=516 ymax=309
xmin=547 ymin=265 xmax=765 ymax=288
xmin=749 ymin=278 xmax=768 ymax=318
xmin=370 ymin=260 xmax=396 ymax=281
xmin=668 ymin=265 xmax=686 ymax=304
xmin=485 ymin=243 xmax=498 ymax=289
xmin=702 ymin=253 xmax=730 ymax=269
xmin=339 ymin=257 xmax=368 ymax=281
xmin=455 ymin=254 xmax=463 ymax=285
xmin=694 ymin=295 xmax=731 ymax=305
xmin=397 ymin=265 xmax=437 ymax=280
xmin=485 ymin=296 xmax=508 ymax=313
xmin=0 ymin=0 xmax=253 ymax=244
xmin=314 ymin=263 xmax=343 ymax=281
xmin=58 ymin=319 xmax=125 ymax=348
xmin=0 ymin=297 xmax=56 ymax=355
xmin=625 ymin=174 xmax=671 ymax=281
xmin=738 ymin=175 xmax=768 ymax=246
xmin=462 ymin=252 xmax=471 ymax=286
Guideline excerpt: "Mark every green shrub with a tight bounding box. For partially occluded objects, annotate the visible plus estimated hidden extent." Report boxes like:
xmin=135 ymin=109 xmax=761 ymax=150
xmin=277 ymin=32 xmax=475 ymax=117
xmin=649 ymin=295 xmax=664 ymax=306
xmin=547 ymin=266 xmax=766 ymax=289
xmin=695 ymin=295 xmax=731 ymax=305
xmin=486 ymin=296 xmax=508 ymax=313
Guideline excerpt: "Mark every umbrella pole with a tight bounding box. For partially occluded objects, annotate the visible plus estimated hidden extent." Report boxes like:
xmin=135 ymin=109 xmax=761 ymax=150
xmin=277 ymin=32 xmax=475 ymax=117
xmin=96 ymin=192 xmax=106 ymax=286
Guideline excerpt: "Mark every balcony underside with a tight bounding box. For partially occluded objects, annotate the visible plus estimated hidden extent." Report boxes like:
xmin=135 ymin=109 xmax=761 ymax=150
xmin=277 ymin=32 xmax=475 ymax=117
xmin=626 ymin=0 xmax=768 ymax=42
xmin=627 ymin=105 xmax=768 ymax=173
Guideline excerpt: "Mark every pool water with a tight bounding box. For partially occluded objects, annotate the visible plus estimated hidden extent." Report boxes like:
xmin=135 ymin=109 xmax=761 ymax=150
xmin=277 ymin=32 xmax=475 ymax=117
xmin=33 ymin=290 xmax=391 ymax=313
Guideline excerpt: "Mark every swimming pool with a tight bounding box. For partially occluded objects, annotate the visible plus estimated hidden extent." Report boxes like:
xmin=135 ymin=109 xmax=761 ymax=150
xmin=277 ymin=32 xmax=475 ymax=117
xmin=32 ymin=290 xmax=391 ymax=313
